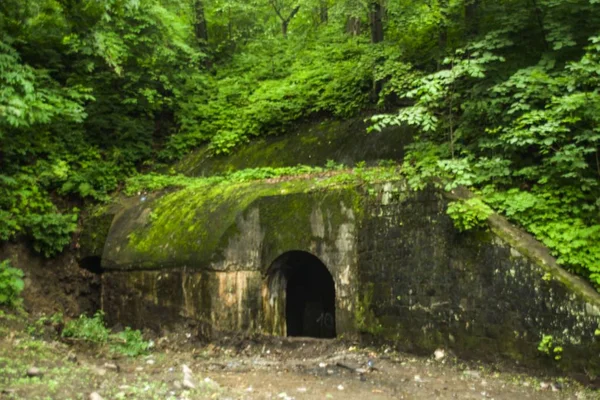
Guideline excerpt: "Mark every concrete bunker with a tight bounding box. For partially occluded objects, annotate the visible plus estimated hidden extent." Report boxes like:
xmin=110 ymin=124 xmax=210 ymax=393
xmin=268 ymin=251 xmax=336 ymax=338
xmin=95 ymin=179 xmax=600 ymax=377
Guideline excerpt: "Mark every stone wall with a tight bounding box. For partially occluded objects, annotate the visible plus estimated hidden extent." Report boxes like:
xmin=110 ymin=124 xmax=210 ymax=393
xmin=357 ymin=183 xmax=600 ymax=375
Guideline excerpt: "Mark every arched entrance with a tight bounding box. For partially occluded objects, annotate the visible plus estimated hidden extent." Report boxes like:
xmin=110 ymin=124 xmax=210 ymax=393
xmin=268 ymin=251 xmax=336 ymax=338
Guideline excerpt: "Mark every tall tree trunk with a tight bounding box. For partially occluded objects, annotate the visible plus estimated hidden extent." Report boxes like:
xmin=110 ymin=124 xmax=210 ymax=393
xmin=464 ymin=0 xmax=479 ymax=37
xmin=194 ymin=0 xmax=208 ymax=44
xmin=530 ymin=0 xmax=549 ymax=49
xmin=346 ymin=16 xmax=361 ymax=35
xmin=369 ymin=0 xmax=384 ymax=43
xmin=320 ymin=0 xmax=328 ymax=24
xmin=282 ymin=20 xmax=289 ymax=37
xmin=270 ymin=1 xmax=300 ymax=38
xmin=438 ymin=0 xmax=449 ymax=67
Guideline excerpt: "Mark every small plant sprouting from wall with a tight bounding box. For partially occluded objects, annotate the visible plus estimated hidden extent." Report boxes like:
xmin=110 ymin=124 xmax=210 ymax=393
xmin=446 ymin=198 xmax=493 ymax=232
xmin=537 ymin=334 xmax=563 ymax=361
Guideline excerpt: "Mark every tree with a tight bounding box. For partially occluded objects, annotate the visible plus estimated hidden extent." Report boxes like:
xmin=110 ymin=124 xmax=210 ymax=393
xmin=369 ymin=0 xmax=384 ymax=43
xmin=269 ymin=0 xmax=301 ymax=37
xmin=194 ymin=0 xmax=209 ymax=44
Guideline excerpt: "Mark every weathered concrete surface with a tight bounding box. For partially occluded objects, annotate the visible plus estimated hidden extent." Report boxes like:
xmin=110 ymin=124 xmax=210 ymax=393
xmin=95 ymin=178 xmax=600 ymax=378
xmin=174 ymin=116 xmax=412 ymax=176
xmin=358 ymin=184 xmax=600 ymax=376
xmin=101 ymin=179 xmax=362 ymax=339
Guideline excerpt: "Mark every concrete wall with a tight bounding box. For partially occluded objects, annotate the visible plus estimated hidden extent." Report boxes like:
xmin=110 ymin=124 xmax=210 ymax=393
xmin=95 ymin=179 xmax=600 ymax=376
xmin=101 ymin=184 xmax=362 ymax=338
xmin=358 ymin=184 xmax=600 ymax=374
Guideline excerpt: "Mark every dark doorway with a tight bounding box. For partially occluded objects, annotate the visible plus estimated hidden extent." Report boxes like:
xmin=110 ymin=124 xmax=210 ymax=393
xmin=269 ymin=251 xmax=336 ymax=338
xmin=79 ymin=256 xmax=104 ymax=274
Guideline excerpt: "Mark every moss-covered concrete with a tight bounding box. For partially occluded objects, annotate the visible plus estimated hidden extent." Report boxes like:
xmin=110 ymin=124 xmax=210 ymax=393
xmin=100 ymin=175 xmax=368 ymax=336
xmin=358 ymin=183 xmax=600 ymax=377
xmin=95 ymin=174 xmax=600 ymax=379
xmin=175 ymin=116 xmax=413 ymax=176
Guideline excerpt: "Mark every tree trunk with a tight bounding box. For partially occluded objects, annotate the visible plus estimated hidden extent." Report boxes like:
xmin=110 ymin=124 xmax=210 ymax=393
xmin=438 ymin=0 xmax=449 ymax=66
xmin=282 ymin=20 xmax=289 ymax=37
xmin=270 ymin=2 xmax=300 ymax=38
xmin=320 ymin=0 xmax=328 ymax=23
xmin=464 ymin=0 xmax=479 ymax=37
xmin=530 ymin=0 xmax=549 ymax=49
xmin=369 ymin=1 xmax=384 ymax=43
xmin=194 ymin=0 xmax=208 ymax=44
xmin=346 ymin=16 xmax=361 ymax=35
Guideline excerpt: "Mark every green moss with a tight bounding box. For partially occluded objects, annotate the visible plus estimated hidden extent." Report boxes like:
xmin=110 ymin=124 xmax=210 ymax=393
xmin=174 ymin=116 xmax=412 ymax=177
xmin=127 ymin=180 xmax=303 ymax=266
xmin=78 ymin=208 xmax=114 ymax=259
xmin=354 ymin=283 xmax=384 ymax=335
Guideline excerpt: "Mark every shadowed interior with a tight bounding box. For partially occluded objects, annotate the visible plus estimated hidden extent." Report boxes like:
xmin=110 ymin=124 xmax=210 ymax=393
xmin=269 ymin=251 xmax=336 ymax=338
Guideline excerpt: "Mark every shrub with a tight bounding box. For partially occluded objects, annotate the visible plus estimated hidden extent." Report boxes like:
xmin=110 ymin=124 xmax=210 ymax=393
xmin=62 ymin=311 xmax=150 ymax=356
xmin=0 ymin=260 xmax=25 ymax=307
xmin=62 ymin=311 xmax=110 ymax=343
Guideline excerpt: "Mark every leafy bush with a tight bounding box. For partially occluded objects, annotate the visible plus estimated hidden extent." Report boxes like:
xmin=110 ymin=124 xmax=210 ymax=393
xmin=446 ymin=198 xmax=493 ymax=232
xmin=62 ymin=311 xmax=150 ymax=356
xmin=164 ymin=34 xmax=383 ymax=158
xmin=62 ymin=311 xmax=110 ymax=343
xmin=375 ymin=11 xmax=600 ymax=290
xmin=110 ymin=327 xmax=151 ymax=357
xmin=0 ymin=260 xmax=24 ymax=307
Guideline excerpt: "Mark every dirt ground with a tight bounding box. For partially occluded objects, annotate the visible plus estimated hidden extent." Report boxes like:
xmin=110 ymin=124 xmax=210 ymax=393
xmin=1 ymin=311 xmax=598 ymax=400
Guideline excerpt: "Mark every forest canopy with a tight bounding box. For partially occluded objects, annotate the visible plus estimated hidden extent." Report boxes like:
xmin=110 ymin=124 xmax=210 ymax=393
xmin=1 ymin=0 xmax=599 ymax=288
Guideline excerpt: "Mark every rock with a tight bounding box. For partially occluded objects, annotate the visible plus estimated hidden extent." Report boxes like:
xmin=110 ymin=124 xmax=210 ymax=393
xmin=182 ymin=378 xmax=196 ymax=389
xmin=318 ymin=362 xmax=327 ymax=368
xmin=182 ymin=364 xmax=196 ymax=389
xmin=297 ymin=387 xmax=307 ymax=393
xmin=26 ymin=367 xmax=43 ymax=378
xmin=551 ymin=382 xmax=562 ymax=392
xmin=104 ymin=362 xmax=120 ymax=372
xmin=182 ymin=364 xmax=193 ymax=376
xmin=414 ymin=375 xmax=423 ymax=383
xmin=203 ymin=377 xmax=217 ymax=384
xmin=337 ymin=384 xmax=344 ymax=391
xmin=463 ymin=370 xmax=481 ymax=379
xmin=540 ymin=381 xmax=550 ymax=390
xmin=146 ymin=359 xmax=155 ymax=365
xmin=89 ymin=392 xmax=104 ymax=400
xmin=135 ymin=366 xmax=144 ymax=372
xmin=434 ymin=348 xmax=446 ymax=361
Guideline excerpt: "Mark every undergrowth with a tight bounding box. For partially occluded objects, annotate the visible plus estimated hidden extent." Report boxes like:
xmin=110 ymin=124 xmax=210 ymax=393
xmin=125 ymin=162 xmax=401 ymax=195
xmin=0 ymin=259 xmax=24 ymax=307
xmin=62 ymin=311 xmax=151 ymax=357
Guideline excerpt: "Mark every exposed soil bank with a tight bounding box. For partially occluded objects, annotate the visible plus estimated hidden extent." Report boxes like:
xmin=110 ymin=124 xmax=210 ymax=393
xmin=0 ymin=242 xmax=100 ymax=317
